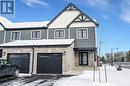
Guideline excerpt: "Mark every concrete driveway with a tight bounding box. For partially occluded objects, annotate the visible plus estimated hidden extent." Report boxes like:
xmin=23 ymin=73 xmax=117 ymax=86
xmin=0 ymin=75 xmax=72 ymax=86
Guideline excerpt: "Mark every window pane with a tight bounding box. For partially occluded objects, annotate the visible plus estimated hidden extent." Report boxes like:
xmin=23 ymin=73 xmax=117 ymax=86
xmin=32 ymin=32 xmax=36 ymax=38
xmin=82 ymin=53 xmax=87 ymax=64
xmin=37 ymin=31 xmax=40 ymax=38
xmin=78 ymin=29 xmax=87 ymax=38
xmin=12 ymin=32 xmax=20 ymax=40
xmin=83 ymin=30 xmax=87 ymax=38
xmin=55 ymin=31 xmax=59 ymax=37
xmin=78 ymin=30 xmax=82 ymax=38
xmin=60 ymin=30 xmax=64 ymax=37
xmin=16 ymin=32 xmax=20 ymax=40
xmin=32 ymin=31 xmax=40 ymax=39
xmin=55 ymin=30 xmax=64 ymax=38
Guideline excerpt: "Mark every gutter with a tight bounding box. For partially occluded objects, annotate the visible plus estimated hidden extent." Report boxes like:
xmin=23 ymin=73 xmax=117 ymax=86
xmin=3 ymin=27 xmax=6 ymax=43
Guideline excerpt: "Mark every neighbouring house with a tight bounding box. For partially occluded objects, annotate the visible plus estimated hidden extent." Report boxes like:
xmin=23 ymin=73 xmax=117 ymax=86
xmin=0 ymin=3 xmax=99 ymax=74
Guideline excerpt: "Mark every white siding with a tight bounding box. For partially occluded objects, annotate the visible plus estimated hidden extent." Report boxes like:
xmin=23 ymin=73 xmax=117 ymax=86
xmin=69 ymin=22 xmax=96 ymax=28
xmin=49 ymin=10 xmax=80 ymax=28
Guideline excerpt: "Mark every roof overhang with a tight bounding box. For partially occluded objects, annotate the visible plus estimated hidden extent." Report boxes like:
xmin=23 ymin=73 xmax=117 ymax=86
xmin=0 ymin=39 xmax=75 ymax=48
xmin=74 ymin=47 xmax=97 ymax=51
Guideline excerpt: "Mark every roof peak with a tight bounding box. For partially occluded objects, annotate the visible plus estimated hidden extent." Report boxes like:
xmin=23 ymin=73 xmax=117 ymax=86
xmin=47 ymin=3 xmax=99 ymax=27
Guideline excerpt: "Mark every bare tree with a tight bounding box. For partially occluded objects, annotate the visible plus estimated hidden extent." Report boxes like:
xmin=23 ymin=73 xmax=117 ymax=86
xmin=105 ymin=53 xmax=111 ymax=63
xmin=126 ymin=50 xmax=130 ymax=62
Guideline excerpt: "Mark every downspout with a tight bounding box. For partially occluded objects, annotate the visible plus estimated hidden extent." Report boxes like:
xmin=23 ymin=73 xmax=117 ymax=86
xmin=47 ymin=28 xmax=48 ymax=39
xmin=3 ymin=30 xmax=6 ymax=43
xmin=31 ymin=46 xmax=34 ymax=74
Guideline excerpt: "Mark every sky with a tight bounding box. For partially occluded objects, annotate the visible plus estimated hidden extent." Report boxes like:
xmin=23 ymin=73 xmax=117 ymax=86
xmin=1 ymin=0 xmax=130 ymax=55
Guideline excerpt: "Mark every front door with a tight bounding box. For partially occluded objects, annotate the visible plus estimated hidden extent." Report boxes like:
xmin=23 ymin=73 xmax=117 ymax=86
xmin=79 ymin=52 xmax=88 ymax=65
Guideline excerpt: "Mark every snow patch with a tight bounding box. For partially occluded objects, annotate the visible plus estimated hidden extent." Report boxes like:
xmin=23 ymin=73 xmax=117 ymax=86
xmin=18 ymin=73 xmax=32 ymax=77
xmin=54 ymin=65 xmax=130 ymax=86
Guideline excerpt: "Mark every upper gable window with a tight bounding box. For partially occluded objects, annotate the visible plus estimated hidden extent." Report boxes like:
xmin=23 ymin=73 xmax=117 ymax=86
xmin=77 ymin=29 xmax=88 ymax=39
xmin=11 ymin=31 xmax=21 ymax=41
xmin=54 ymin=29 xmax=65 ymax=38
xmin=31 ymin=31 xmax=41 ymax=39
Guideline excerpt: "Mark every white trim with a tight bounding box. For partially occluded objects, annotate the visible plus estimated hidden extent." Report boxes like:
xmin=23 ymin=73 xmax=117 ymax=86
xmin=4 ymin=30 xmax=6 ymax=43
xmin=54 ymin=29 xmax=65 ymax=38
xmin=10 ymin=31 xmax=21 ymax=41
xmin=47 ymin=29 xmax=48 ymax=39
xmin=31 ymin=30 xmax=41 ymax=40
xmin=94 ymin=27 xmax=96 ymax=47
xmin=76 ymin=28 xmax=88 ymax=39
xmin=68 ymin=28 xmax=70 ymax=39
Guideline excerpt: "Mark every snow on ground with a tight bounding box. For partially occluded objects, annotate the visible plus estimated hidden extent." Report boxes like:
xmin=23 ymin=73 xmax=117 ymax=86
xmin=18 ymin=73 xmax=32 ymax=77
xmin=54 ymin=65 xmax=130 ymax=86
xmin=0 ymin=78 xmax=56 ymax=86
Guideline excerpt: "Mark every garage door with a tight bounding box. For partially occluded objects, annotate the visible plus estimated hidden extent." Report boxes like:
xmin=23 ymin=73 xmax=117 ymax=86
xmin=7 ymin=53 xmax=30 ymax=73
xmin=37 ymin=53 xmax=62 ymax=74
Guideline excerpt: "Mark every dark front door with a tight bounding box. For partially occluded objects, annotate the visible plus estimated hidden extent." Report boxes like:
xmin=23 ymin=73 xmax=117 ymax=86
xmin=7 ymin=53 xmax=30 ymax=73
xmin=37 ymin=53 xmax=62 ymax=74
xmin=79 ymin=52 xmax=88 ymax=65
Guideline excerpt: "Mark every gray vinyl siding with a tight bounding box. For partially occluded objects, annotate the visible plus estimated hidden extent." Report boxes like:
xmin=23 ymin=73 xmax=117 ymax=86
xmin=48 ymin=28 xmax=68 ymax=39
xmin=21 ymin=30 xmax=31 ymax=40
xmin=5 ymin=29 xmax=47 ymax=43
xmin=0 ymin=31 xmax=4 ymax=44
xmin=41 ymin=30 xmax=47 ymax=39
xmin=21 ymin=30 xmax=47 ymax=40
xmin=5 ymin=31 xmax=11 ymax=43
xmin=2 ymin=27 xmax=96 ymax=48
xmin=70 ymin=27 xmax=96 ymax=48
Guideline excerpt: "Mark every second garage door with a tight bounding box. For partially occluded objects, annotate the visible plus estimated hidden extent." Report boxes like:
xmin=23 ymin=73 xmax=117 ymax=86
xmin=7 ymin=53 xmax=30 ymax=73
xmin=37 ymin=53 xmax=62 ymax=74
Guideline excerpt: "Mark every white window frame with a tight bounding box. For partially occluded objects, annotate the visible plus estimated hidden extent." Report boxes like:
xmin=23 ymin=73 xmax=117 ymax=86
xmin=31 ymin=30 xmax=41 ymax=39
xmin=10 ymin=31 xmax=21 ymax=41
xmin=76 ymin=28 xmax=88 ymax=39
xmin=54 ymin=29 xmax=65 ymax=38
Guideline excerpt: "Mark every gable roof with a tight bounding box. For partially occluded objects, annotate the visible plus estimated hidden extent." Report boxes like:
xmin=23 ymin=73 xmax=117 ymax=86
xmin=47 ymin=3 xmax=99 ymax=27
xmin=0 ymin=39 xmax=75 ymax=47
xmin=0 ymin=3 xmax=99 ymax=30
xmin=0 ymin=16 xmax=49 ymax=29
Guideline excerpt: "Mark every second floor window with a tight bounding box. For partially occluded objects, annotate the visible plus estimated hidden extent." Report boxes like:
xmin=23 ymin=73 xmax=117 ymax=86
xmin=31 ymin=31 xmax=41 ymax=39
xmin=11 ymin=32 xmax=21 ymax=40
xmin=54 ymin=30 xmax=65 ymax=38
xmin=77 ymin=29 xmax=88 ymax=39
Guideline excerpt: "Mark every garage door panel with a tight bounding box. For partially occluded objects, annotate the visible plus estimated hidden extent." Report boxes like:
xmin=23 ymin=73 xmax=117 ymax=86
xmin=37 ymin=53 xmax=62 ymax=74
xmin=8 ymin=53 xmax=30 ymax=73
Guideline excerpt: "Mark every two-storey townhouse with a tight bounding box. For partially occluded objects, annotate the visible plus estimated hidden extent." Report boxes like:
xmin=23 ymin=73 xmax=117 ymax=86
xmin=0 ymin=3 xmax=99 ymax=74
